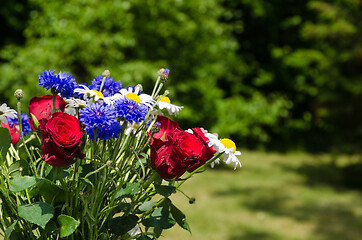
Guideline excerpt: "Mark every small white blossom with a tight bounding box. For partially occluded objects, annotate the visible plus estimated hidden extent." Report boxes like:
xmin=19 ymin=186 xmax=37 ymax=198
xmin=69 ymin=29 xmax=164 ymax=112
xmin=157 ymin=96 xmax=183 ymax=116
xmin=119 ymin=86 xmax=155 ymax=108
xmin=205 ymin=133 xmax=242 ymax=169
xmin=74 ymin=85 xmax=96 ymax=99
xmin=65 ymin=98 xmax=87 ymax=116
xmin=0 ymin=103 xmax=17 ymax=125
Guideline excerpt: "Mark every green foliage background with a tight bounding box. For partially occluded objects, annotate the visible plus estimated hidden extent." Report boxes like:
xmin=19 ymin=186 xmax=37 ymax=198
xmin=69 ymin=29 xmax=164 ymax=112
xmin=0 ymin=0 xmax=361 ymax=152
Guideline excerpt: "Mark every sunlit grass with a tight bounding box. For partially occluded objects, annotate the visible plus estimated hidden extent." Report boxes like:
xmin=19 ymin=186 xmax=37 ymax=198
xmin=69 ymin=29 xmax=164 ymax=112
xmin=163 ymin=150 xmax=362 ymax=240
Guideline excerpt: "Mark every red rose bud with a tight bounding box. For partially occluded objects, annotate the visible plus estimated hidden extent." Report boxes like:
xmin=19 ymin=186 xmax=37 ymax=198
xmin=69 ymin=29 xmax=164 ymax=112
xmin=39 ymin=112 xmax=84 ymax=167
xmin=28 ymin=95 xmax=66 ymax=130
xmin=1 ymin=121 xmax=20 ymax=145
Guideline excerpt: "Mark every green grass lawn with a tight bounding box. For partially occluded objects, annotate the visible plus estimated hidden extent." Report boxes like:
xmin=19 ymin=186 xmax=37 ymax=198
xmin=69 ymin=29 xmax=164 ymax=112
xmin=163 ymin=151 xmax=362 ymax=240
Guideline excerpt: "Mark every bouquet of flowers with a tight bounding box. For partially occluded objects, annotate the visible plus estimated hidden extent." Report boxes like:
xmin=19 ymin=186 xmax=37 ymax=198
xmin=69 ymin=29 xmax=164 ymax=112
xmin=0 ymin=68 xmax=241 ymax=239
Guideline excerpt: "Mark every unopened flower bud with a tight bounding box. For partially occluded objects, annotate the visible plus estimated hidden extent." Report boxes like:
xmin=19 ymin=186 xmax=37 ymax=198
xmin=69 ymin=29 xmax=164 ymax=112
xmin=136 ymin=84 xmax=143 ymax=92
xmin=158 ymin=68 xmax=165 ymax=76
xmin=164 ymin=90 xmax=170 ymax=96
xmin=14 ymin=89 xmax=24 ymax=99
xmin=160 ymin=68 xmax=170 ymax=83
xmin=102 ymin=70 xmax=111 ymax=78
xmin=152 ymin=122 xmax=161 ymax=133
xmin=189 ymin=197 xmax=196 ymax=204
xmin=107 ymin=160 xmax=113 ymax=166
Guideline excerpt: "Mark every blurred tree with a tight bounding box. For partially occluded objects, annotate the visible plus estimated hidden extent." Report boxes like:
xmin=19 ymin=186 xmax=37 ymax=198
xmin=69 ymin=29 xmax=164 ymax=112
xmin=0 ymin=0 xmax=238 ymax=126
xmin=0 ymin=0 xmax=30 ymax=47
xmin=220 ymin=0 xmax=362 ymax=152
xmin=0 ymin=0 xmax=288 ymax=146
xmin=0 ymin=0 xmax=361 ymax=152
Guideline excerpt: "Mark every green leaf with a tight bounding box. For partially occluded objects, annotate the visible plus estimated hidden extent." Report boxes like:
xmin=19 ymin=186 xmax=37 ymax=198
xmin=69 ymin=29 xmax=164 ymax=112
xmin=0 ymin=127 xmax=11 ymax=161
xmin=154 ymin=184 xmax=175 ymax=198
xmin=30 ymin=113 xmax=39 ymax=130
xmin=4 ymin=221 xmax=17 ymax=240
xmin=77 ymin=164 xmax=95 ymax=185
xmin=78 ymin=164 xmax=94 ymax=178
xmin=44 ymin=220 xmax=57 ymax=234
xmin=57 ymin=215 xmax=79 ymax=238
xmin=10 ymin=176 xmax=41 ymax=192
xmin=153 ymin=227 xmax=163 ymax=238
xmin=43 ymin=164 xmax=53 ymax=178
xmin=142 ymin=199 xmax=176 ymax=229
xmin=115 ymin=182 xmax=140 ymax=199
xmin=110 ymin=215 xmax=139 ymax=235
xmin=138 ymin=201 xmax=157 ymax=212
xmin=170 ymin=203 xmax=191 ymax=232
xmin=36 ymin=178 xmax=65 ymax=203
xmin=18 ymin=202 xmax=54 ymax=229
xmin=46 ymin=167 xmax=69 ymax=181
xmin=8 ymin=160 xmax=30 ymax=176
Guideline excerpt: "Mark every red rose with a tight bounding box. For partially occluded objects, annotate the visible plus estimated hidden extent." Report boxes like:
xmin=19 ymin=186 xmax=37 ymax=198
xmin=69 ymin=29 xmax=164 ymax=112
xmin=187 ymin=128 xmax=216 ymax=171
xmin=1 ymin=122 xmax=20 ymax=145
xmin=151 ymin=116 xmax=181 ymax=145
xmin=39 ymin=112 xmax=84 ymax=167
xmin=150 ymin=138 xmax=187 ymax=179
xmin=28 ymin=95 xmax=66 ymax=130
xmin=150 ymin=116 xmax=185 ymax=179
xmin=171 ymin=129 xmax=214 ymax=171
xmin=150 ymin=117 xmax=215 ymax=179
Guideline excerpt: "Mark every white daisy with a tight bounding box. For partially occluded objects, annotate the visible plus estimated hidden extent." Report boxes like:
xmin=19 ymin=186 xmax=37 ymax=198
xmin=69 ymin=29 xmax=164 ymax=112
xmin=119 ymin=86 xmax=154 ymax=108
xmin=205 ymin=133 xmax=242 ymax=170
xmin=74 ymin=85 xmax=105 ymax=102
xmin=64 ymin=98 xmax=87 ymax=116
xmin=0 ymin=103 xmax=17 ymax=125
xmin=157 ymin=95 xmax=183 ymax=116
xmin=102 ymin=94 xmax=123 ymax=108
xmin=74 ymin=85 xmax=96 ymax=99
xmin=122 ymin=121 xmax=141 ymax=136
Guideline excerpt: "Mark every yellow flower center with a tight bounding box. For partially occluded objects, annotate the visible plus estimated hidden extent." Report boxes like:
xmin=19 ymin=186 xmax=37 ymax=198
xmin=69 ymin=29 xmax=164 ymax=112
xmin=126 ymin=93 xmax=141 ymax=103
xmin=133 ymin=124 xmax=140 ymax=129
xmin=92 ymin=90 xmax=104 ymax=98
xmin=159 ymin=95 xmax=171 ymax=104
xmin=220 ymin=138 xmax=236 ymax=153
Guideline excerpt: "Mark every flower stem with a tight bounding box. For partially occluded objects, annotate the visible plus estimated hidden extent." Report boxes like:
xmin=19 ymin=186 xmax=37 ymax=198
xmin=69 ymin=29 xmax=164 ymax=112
xmin=151 ymin=76 xmax=161 ymax=98
xmin=51 ymin=93 xmax=57 ymax=113
xmin=99 ymin=76 xmax=106 ymax=92
xmin=16 ymin=99 xmax=37 ymax=177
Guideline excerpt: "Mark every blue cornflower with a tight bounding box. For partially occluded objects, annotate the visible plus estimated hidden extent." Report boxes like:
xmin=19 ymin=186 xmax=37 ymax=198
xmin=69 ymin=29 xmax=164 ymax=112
xmin=39 ymin=69 xmax=77 ymax=98
xmin=7 ymin=113 xmax=32 ymax=137
xmin=113 ymin=98 xmax=148 ymax=124
xmin=89 ymin=75 xmax=122 ymax=97
xmin=79 ymin=103 xmax=116 ymax=128
xmin=85 ymin=122 xmax=122 ymax=140
xmin=79 ymin=102 xmax=121 ymax=139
